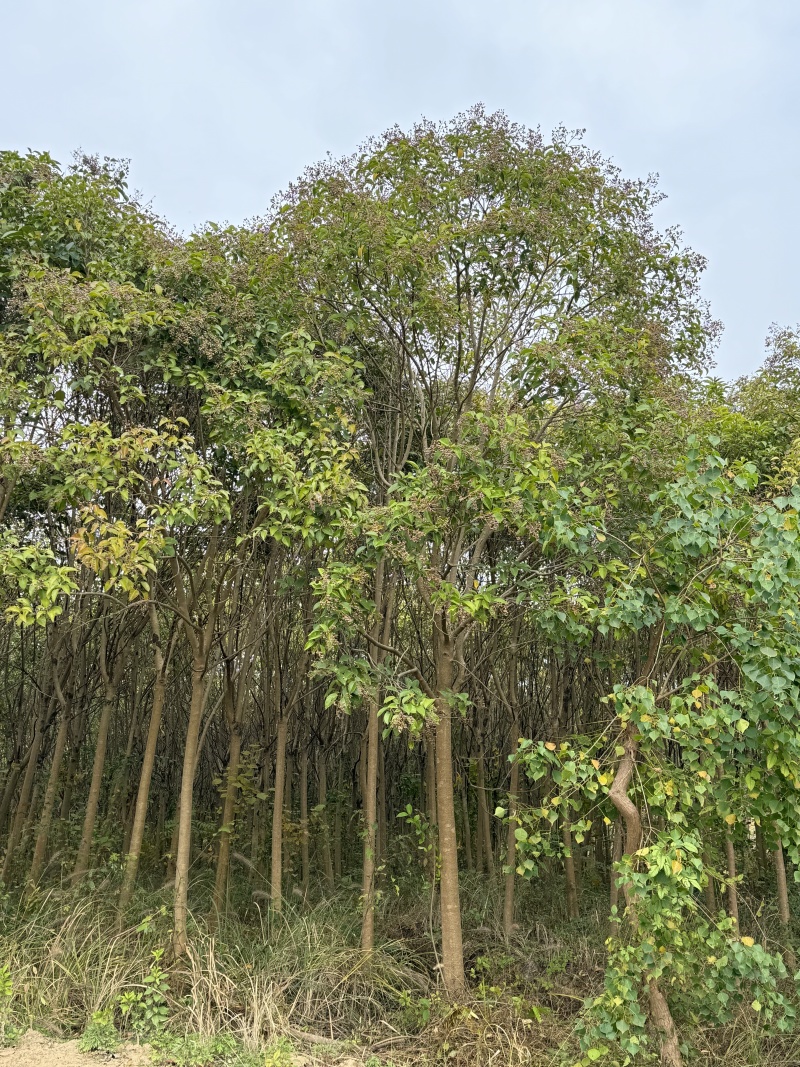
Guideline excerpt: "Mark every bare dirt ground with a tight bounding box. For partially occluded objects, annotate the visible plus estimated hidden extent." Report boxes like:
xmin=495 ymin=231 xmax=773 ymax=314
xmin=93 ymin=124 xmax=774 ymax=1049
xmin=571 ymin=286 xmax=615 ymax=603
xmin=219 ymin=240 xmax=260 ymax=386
xmin=0 ymin=1031 xmax=365 ymax=1067
xmin=0 ymin=1031 xmax=152 ymax=1067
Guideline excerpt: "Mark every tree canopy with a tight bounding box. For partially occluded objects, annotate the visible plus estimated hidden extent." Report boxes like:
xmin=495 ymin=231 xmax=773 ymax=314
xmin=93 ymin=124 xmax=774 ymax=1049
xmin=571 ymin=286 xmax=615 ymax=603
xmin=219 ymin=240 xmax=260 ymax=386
xmin=2 ymin=111 xmax=800 ymax=1067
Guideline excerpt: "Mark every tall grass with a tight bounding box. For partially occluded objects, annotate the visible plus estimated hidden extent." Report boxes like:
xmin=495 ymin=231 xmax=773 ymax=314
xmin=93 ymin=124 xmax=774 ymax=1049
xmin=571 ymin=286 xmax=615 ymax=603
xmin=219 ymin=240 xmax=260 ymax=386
xmin=1 ymin=871 xmax=800 ymax=1065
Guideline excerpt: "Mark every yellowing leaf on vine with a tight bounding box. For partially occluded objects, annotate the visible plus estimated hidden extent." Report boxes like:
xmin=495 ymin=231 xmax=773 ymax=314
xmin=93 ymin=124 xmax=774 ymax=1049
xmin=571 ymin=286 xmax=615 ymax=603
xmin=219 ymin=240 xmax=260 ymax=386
xmin=671 ymin=859 xmax=683 ymax=875
xmin=544 ymin=742 xmax=556 ymax=751
xmin=741 ymin=936 xmax=755 ymax=947
xmin=725 ymin=813 xmax=736 ymax=826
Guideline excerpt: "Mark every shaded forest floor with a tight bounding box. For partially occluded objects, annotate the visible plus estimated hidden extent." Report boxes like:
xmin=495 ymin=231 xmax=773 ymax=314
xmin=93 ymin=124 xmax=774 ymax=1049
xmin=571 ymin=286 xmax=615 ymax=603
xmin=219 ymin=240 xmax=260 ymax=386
xmin=2 ymin=870 xmax=800 ymax=1066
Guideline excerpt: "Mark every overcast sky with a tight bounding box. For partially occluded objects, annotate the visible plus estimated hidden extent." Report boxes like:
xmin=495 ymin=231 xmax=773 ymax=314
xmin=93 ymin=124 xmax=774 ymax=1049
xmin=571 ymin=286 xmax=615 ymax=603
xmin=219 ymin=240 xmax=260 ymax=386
xmin=5 ymin=0 xmax=798 ymax=378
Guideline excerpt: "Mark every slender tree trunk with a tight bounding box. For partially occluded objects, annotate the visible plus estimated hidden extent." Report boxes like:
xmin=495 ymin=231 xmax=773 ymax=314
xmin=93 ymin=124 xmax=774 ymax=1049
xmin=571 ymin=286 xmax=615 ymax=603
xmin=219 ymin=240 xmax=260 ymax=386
xmin=609 ymin=723 xmax=683 ymax=1067
xmin=773 ymin=840 xmax=796 ymax=969
xmin=317 ymin=750 xmax=334 ymax=887
xmin=502 ymin=742 xmax=520 ymax=936
xmin=377 ymin=741 xmax=387 ymax=868
xmin=434 ymin=631 xmax=465 ymax=996
xmin=299 ymin=746 xmax=310 ymax=897
xmin=461 ymin=780 xmax=473 ymax=871
xmin=0 ymin=763 xmax=22 ymax=843
xmin=2 ymin=701 xmax=49 ymax=882
xmin=59 ymin=705 xmax=86 ymax=824
xmin=119 ymin=611 xmax=171 ymax=912
xmin=333 ymin=760 xmax=342 ymax=882
xmin=210 ymin=726 xmax=243 ymax=919
xmin=270 ymin=715 xmax=288 ymax=912
xmin=702 ymin=849 xmax=716 ymax=916
xmin=474 ymin=760 xmax=484 ymax=875
xmin=21 ymin=779 xmax=42 ymax=849
xmin=283 ymin=749 xmax=294 ymax=895
xmin=73 ymin=629 xmax=131 ymax=881
xmin=476 ymin=746 xmax=494 ymax=876
xmin=425 ymin=737 xmax=437 ymax=828
xmin=724 ymin=831 xmax=739 ymax=928
xmin=172 ymin=659 xmax=209 ymax=957
xmin=28 ymin=706 xmax=70 ymax=886
xmin=609 ymin=821 xmax=625 ymax=917
xmin=72 ymin=684 xmax=117 ymax=880
xmin=360 ymin=701 xmax=380 ymax=950
xmin=156 ymin=790 xmax=166 ymax=866
xmin=165 ymin=791 xmax=181 ymax=884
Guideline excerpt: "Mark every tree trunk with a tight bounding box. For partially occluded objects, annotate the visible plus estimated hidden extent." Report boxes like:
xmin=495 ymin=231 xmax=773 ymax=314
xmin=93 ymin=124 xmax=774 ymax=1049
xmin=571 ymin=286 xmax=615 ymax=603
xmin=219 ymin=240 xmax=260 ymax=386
xmin=702 ymin=849 xmax=716 ymax=916
xmin=724 ymin=831 xmax=739 ymax=928
xmin=773 ymin=840 xmax=796 ymax=969
xmin=333 ymin=760 xmax=342 ymax=882
xmin=648 ymin=980 xmax=684 ymax=1067
xmin=502 ymin=744 xmax=520 ymax=937
xmin=28 ymin=705 xmax=70 ymax=886
xmin=609 ymin=821 xmax=625 ymax=918
xmin=377 ymin=741 xmax=387 ymax=869
xmin=119 ymin=610 xmax=170 ymax=912
xmin=476 ymin=744 xmax=494 ymax=876
xmin=283 ymin=749 xmax=294 ymax=895
xmin=270 ymin=715 xmax=288 ymax=912
xmin=461 ymin=780 xmax=473 ymax=871
xmin=609 ymin=724 xmax=683 ymax=1067
xmin=360 ymin=702 xmax=380 ymax=950
xmin=2 ymin=701 xmax=49 ymax=882
xmin=210 ymin=725 xmax=243 ymax=919
xmin=71 ymin=685 xmax=117 ymax=880
xmin=73 ymin=629 xmax=130 ymax=881
xmin=172 ymin=659 xmax=209 ymax=957
xmin=299 ymin=746 xmax=310 ymax=897
xmin=316 ymin=749 xmax=334 ymax=887
xmin=434 ymin=632 xmax=465 ymax=996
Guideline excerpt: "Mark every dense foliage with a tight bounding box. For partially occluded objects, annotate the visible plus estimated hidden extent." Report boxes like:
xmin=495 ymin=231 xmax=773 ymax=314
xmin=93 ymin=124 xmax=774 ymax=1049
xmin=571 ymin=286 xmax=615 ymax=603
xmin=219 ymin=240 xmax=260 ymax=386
xmin=2 ymin=110 xmax=800 ymax=1066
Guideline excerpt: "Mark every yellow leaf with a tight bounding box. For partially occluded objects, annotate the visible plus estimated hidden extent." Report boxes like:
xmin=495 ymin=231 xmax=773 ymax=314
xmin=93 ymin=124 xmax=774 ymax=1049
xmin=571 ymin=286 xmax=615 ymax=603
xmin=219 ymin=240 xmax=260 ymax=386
xmin=591 ymin=759 xmax=600 ymax=770
xmin=725 ymin=813 xmax=736 ymax=826
xmin=691 ymin=688 xmax=703 ymax=699
xmin=671 ymin=859 xmax=683 ymax=875
xmin=544 ymin=742 xmax=556 ymax=751
xmin=596 ymin=532 xmax=606 ymax=542
xmin=741 ymin=936 xmax=755 ymax=947
xmin=603 ymin=816 xmax=612 ymax=825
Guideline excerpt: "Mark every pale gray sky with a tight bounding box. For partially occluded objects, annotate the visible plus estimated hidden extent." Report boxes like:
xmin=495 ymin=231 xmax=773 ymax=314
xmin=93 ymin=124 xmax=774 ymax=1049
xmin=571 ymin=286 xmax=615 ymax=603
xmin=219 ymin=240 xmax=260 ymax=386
xmin=5 ymin=0 xmax=799 ymax=378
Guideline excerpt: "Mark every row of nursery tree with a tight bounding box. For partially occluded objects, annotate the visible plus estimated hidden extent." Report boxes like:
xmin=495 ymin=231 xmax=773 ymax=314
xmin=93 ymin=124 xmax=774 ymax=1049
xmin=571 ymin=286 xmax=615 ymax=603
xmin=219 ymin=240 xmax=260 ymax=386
xmin=4 ymin=109 xmax=800 ymax=1065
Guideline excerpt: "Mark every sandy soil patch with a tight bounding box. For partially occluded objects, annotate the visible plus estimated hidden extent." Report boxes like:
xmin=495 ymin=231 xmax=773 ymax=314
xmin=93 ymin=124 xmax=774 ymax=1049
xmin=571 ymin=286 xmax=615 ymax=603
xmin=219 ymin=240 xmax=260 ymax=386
xmin=0 ymin=1031 xmax=151 ymax=1067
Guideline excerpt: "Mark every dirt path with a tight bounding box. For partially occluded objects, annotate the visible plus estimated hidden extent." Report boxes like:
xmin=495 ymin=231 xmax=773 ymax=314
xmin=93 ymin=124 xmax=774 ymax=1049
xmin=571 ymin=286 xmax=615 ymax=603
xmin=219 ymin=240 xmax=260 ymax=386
xmin=0 ymin=1031 xmax=151 ymax=1067
xmin=0 ymin=1030 xmax=368 ymax=1067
